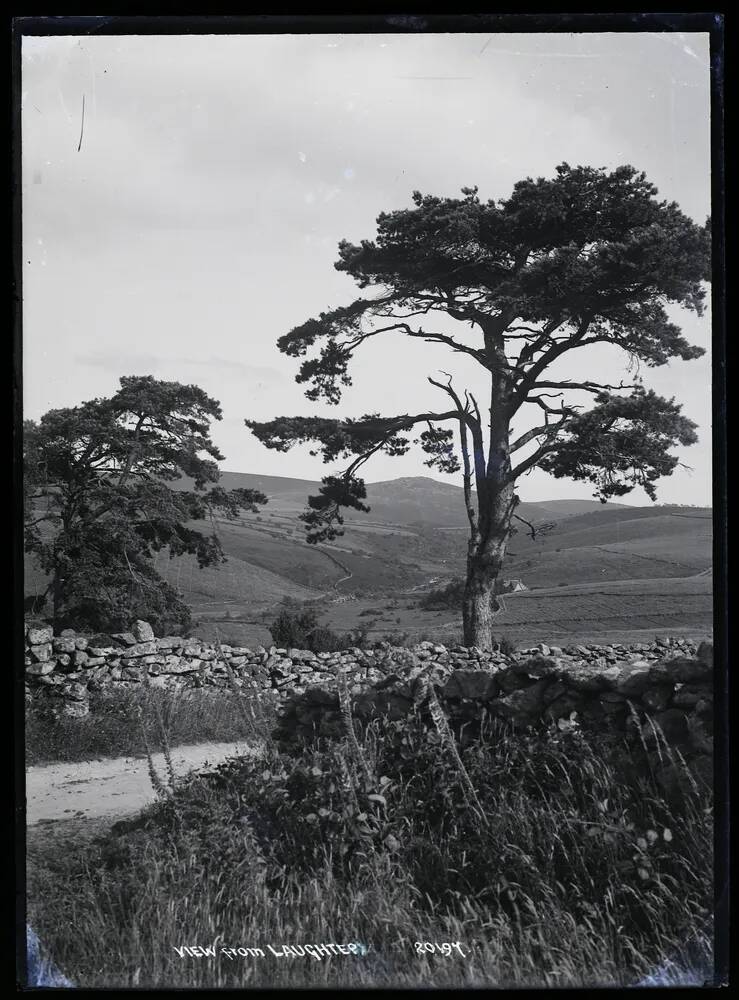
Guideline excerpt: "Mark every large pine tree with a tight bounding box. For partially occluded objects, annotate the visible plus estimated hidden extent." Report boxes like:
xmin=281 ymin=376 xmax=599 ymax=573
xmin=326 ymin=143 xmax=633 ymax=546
xmin=246 ymin=164 xmax=710 ymax=649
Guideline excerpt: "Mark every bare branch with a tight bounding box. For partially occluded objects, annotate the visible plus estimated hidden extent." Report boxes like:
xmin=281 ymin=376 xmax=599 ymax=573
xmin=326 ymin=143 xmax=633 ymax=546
xmin=527 ymin=379 xmax=640 ymax=394
xmin=508 ymin=415 xmax=571 ymax=480
xmin=509 ymin=423 xmax=562 ymax=453
xmin=512 ymin=512 xmax=540 ymax=540
xmin=426 ymin=374 xmax=480 ymax=537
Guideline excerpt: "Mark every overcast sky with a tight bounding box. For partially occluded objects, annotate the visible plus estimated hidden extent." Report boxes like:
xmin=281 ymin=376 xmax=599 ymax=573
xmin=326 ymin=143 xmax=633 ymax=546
xmin=21 ymin=30 xmax=712 ymax=505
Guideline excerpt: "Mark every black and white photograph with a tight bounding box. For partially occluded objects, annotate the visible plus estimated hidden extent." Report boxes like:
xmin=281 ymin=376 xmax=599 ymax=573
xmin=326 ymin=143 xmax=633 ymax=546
xmin=16 ymin=16 xmax=726 ymax=990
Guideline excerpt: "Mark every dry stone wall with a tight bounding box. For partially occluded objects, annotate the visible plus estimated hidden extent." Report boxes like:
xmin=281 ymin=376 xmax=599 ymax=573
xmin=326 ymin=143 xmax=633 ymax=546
xmin=26 ymin=620 xmax=712 ymax=756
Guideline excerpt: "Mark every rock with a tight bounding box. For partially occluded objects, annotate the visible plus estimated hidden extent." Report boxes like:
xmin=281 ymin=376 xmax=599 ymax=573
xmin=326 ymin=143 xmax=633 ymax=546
xmin=566 ymin=662 xmax=610 ymax=692
xmin=495 ymin=679 xmax=552 ymax=719
xmin=511 ymin=655 xmax=562 ymax=680
xmin=26 ymin=661 xmax=55 ymax=676
xmin=108 ymin=632 xmax=132 ymax=647
xmin=73 ymin=650 xmax=89 ymax=667
xmin=54 ymin=681 xmax=88 ymax=702
xmin=132 ymin=620 xmax=155 ymax=642
xmin=124 ymin=641 xmax=157 ymax=657
xmin=52 ymin=638 xmax=76 ymax=654
xmin=166 ymin=656 xmax=200 ymax=674
xmin=87 ymin=633 xmax=125 ymax=649
xmin=59 ymin=629 xmax=76 ymax=638
xmin=615 ymin=662 xmax=653 ymax=696
xmin=35 ymin=673 xmax=64 ymax=686
xmin=600 ymin=667 xmax=621 ymax=690
xmin=442 ymin=670 xmax=498 ymax=701
xmin=29 ymin=644 xmax=53 ymax=663
xmin=74 ymin=637 xmax=89 ymax=651
xmin=27 ymin=626 xmax=53 ymax=646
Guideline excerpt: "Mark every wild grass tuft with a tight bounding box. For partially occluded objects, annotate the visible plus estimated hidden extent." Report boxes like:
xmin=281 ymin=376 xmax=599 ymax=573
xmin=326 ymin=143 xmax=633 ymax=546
xmin=25 ymin=683 xmax=275 ymax=766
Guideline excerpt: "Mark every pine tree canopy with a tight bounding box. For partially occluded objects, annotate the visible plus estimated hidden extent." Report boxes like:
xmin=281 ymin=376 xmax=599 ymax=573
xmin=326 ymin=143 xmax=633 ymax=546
xmin=25 ymin=375 xmax=267 ymax=632
xmin=246 ymin=163 xmax=709 ymax=545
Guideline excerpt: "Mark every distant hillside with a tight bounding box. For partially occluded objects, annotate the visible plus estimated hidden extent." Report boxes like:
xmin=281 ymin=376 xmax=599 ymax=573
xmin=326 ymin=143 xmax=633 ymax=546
xmin=208 ymin=472 xmax=626 ymax=528
xmin=25 ymin=470 xmax=712 ymax=642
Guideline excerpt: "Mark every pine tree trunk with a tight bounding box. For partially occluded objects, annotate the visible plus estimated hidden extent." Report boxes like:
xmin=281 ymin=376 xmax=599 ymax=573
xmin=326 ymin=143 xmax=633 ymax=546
xmin=463 ymin=380 xmax=515 ymax=649
xmin=462 ymin=556 xmax=501 ymax=650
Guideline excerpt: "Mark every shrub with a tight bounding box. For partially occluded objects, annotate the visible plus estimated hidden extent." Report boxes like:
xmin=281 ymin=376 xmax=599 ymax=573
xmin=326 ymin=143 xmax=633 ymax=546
xmin=373 ymin=631 xmax=412 ymax=648
xmin=497 ymin=635 xmax=518 ymax=655
xmin=418 ymin=578 xmax=466 ymax=611
xmin=268 ymin=610 xmax=369 ymax=653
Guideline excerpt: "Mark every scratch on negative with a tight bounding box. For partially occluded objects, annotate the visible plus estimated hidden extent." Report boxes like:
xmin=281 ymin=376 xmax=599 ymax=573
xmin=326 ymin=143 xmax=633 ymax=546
xmin=77 ymin=93 xmax=85 ymax=152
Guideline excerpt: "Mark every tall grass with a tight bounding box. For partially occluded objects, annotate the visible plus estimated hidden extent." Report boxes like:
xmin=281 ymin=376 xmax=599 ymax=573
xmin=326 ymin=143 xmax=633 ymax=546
xmin=25 ymin=684 xmax=275 ymax=766
xmin=26 ymin=709 xmax=714 ymax=989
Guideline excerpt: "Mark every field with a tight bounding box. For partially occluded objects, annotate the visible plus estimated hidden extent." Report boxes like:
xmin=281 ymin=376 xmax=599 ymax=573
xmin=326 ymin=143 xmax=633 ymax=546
xmin=190 ymin=574 xmax=713 ymax=649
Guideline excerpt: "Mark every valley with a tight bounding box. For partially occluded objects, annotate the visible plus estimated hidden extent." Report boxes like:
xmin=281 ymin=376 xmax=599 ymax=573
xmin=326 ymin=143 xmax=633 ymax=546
xmin=25 ymin=472 xmax=713 ymax=648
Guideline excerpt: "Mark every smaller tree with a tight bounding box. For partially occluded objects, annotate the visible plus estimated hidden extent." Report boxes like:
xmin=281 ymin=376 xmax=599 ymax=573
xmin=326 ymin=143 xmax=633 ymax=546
xmin=24 ymin=376 xmax=267 ymax=633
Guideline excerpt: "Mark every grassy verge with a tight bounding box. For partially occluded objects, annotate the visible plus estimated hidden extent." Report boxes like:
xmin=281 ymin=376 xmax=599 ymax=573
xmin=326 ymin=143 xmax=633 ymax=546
xmin=25 ymin=685 xmax=275 ymax=766
xmin=26 ymin=714 xmax=714 ymax=988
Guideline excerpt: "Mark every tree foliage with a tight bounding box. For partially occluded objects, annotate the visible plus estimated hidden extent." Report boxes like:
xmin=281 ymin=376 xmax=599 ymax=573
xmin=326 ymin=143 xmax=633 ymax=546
xmin=246 ymin=164 xmax=710 ymax=646
xmin=25 ymin=376 xmax=267 ymax=633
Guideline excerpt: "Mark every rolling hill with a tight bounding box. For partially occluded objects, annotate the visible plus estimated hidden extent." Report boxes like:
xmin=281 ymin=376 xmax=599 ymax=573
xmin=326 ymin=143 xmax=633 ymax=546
xmin=24 ymin=472 xmax=713 ymax=644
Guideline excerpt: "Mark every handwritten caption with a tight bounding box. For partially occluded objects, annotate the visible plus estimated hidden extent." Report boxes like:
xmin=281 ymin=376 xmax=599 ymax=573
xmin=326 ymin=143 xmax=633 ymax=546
xmin=174 ymin=942 xmax=369 ymax=961
xmin=173 ymin=940 xmax=469 ymax=961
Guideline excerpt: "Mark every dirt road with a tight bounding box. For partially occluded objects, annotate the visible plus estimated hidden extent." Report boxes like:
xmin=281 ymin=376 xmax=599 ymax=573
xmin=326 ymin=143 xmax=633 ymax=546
xmin=25 ymin=741 xmax=262 ymax=826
